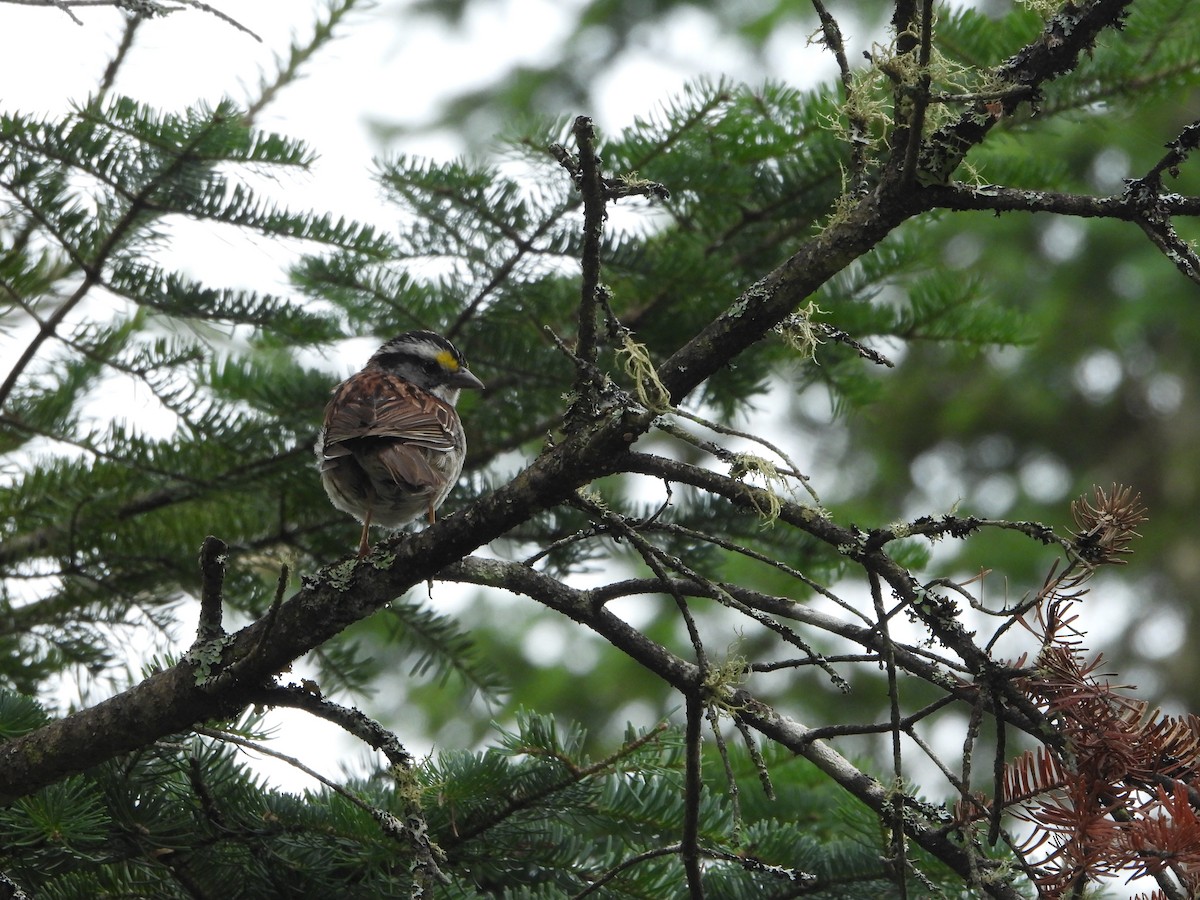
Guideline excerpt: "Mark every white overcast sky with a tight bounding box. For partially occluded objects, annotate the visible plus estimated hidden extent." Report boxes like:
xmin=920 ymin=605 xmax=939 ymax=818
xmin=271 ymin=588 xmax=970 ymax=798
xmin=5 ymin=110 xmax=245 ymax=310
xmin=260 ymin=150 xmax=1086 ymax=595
xmin=1 ymin=0 xmax=830 ymax=232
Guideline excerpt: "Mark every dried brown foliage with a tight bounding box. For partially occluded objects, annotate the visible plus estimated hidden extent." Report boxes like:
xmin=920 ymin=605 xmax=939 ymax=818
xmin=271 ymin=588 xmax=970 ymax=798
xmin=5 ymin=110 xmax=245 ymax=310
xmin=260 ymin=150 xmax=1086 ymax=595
xmin=958 ymin=487 xmax=1200 ymax=897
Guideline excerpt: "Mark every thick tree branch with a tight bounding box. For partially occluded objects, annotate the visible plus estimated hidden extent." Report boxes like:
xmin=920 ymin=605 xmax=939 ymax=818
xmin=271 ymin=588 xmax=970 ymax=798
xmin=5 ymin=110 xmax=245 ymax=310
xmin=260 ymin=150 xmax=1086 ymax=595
xmin=658 ymin=185 xmax=926 ymax=405
xmin=652 ymin=0 xmax=1135 ymax=410
xmin=637 ymin=3 xmax=1137 ymax=406
xmin=0 ymin=406 xmax=645 ymax=802
xmin=918 ymin=0 xmax=1134 ymax=183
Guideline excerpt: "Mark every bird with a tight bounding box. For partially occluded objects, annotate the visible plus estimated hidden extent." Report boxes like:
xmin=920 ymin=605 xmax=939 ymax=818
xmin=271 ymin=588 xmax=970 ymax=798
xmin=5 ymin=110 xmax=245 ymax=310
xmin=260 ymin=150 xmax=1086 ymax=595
xmin=315 ymin=330 xmax=484 ymax=557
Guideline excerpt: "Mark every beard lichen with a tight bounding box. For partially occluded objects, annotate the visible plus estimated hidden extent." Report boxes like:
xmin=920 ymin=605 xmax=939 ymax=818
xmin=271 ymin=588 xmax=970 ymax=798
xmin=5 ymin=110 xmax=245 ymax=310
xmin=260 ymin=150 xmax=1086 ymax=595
xmin=617 ymin=332 xmax=673 ymax=412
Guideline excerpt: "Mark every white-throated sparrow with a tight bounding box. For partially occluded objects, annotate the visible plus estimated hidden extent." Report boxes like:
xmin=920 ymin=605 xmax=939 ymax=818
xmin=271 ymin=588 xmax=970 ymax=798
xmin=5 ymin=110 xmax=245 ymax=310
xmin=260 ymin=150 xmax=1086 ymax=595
xmin=316 ymin=330 xmax=484 ymax=557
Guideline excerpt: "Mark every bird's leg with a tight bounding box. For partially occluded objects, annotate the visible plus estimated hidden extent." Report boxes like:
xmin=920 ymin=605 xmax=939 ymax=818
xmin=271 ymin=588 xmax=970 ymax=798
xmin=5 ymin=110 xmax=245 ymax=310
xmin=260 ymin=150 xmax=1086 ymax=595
xmin=426 ymin=501 xmax=436 ymax=525
xmin=357 ymin=507 xmax=373 ymax=558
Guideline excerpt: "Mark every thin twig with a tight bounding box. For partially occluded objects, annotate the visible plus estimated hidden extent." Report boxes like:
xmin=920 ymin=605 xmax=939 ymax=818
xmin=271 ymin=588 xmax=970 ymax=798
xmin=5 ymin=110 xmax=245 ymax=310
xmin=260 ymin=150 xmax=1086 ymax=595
xmin=5 ymin=0 xmax=261 ymax=38
xmin=871 ymin=571 xmax=908 ymax=898
xmin=900 ymin=0 xmax=936 ymax=185
xmin=731 ymin=716 xmax=774 ymax=800
xmin=96 ymin=12 xmax=141 ymax=99
xmin=636 ymin=520 xmax=871 ymax=627
xmin=1142 ymin=119 xmax=1200 ymax=187
xmin=705 ymin=701 xmax=741 ymax=835
xmin=194 ymin=722 xmax=447 ymax=889
xmin=815 ymin=323 xmax=895 ymax=367
xmin=809 ymin=0 xmax=868 ymax=183
xmin=195 ymin=724 xmax=375 ymax=812
xmin=1134 ymin=216 xmax=1200 ymax=285
xmin=570 ymin=490 xmax=710 ymax=668
xmin=571 ymin=845 xmax=683 ymax=899
xmin=249 ymin=685 xmax=413 ymax=768
xmin=682 ymin=692 xmax=706 ymax=900
xmin=667 ymin=406 xmax=820 ymax=504
xmin=244 ymin=0 xmax=357 ymax=123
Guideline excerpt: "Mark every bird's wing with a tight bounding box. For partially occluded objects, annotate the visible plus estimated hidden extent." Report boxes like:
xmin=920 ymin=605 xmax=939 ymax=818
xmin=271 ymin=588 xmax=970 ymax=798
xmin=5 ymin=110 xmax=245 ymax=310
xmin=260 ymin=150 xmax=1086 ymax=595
xmin=321 ymin=372 xmax=458 ymax=454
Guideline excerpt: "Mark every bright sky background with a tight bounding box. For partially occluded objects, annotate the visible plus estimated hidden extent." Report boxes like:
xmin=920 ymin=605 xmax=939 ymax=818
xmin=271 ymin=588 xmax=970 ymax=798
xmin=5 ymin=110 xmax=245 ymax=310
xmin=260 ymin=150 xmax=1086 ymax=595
xmin=1 ymin=0 xmax=834 ymax=232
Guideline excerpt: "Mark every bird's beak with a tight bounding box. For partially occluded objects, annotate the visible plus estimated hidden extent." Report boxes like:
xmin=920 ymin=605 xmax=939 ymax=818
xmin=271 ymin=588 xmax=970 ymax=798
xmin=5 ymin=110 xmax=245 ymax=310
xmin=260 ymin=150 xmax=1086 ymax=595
xmin=450 ymin=368 xmax=485 ymax=391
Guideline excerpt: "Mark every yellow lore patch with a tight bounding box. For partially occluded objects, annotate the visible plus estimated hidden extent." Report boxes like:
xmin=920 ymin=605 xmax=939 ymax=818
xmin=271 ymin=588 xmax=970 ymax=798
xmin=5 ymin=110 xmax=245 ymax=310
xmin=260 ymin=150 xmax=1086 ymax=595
xmin=436 ymin=349 xmax=460 ymax=371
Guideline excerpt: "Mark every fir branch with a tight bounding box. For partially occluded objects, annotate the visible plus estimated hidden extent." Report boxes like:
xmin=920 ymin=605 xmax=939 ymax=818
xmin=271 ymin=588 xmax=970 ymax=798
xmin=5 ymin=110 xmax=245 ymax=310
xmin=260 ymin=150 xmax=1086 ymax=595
xmin=0 ymin=445 xmax=309 ymax=567
xmin=377 ymin=598 xmax=506 ymax=700
xmin=438 ymin=718 xmax=672 ymax=850
xmin=243 ymin=686 xmax=448 ymax=887
xmin=0 ymin=100 xmax=250 ymax=409
xmin=191 ymin=722 xmax=446 ymax=888
xmin=447 ymin=198 xmax=570 ymax=339
xmin=572 ymin=844 xmax=683 ymax=899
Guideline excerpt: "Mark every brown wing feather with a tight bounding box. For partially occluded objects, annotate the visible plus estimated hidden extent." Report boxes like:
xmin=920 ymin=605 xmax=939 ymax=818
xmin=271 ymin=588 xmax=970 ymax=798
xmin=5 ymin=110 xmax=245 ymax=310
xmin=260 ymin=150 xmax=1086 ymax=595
xmin=321 ymin=372 xmax=457 ymax=453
